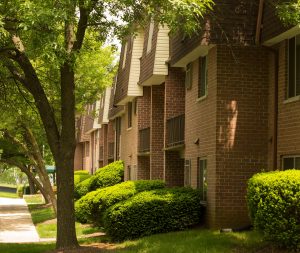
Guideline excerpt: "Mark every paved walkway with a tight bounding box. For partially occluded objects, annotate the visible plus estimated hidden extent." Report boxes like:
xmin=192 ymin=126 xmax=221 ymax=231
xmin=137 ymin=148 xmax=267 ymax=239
xmin=0 ymin=197 xmax=40 ymax=243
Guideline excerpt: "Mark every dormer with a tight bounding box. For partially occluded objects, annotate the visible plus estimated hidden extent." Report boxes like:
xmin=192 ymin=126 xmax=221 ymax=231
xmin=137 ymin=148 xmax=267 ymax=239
xmin=98 ymin=87 xmax=112 ymax=125
xmin=139 ymin=23 xmax=170 ymax=86
xmin=114 ymin=32 xmax=144 ymax=105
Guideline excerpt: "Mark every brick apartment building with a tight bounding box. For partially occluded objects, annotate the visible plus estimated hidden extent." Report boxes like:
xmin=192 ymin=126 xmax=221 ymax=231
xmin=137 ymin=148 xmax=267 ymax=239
xmin=75 ymin=0 xmax=300 ymax=229
xmin=75 ymin=87 xmax=115 ymax=174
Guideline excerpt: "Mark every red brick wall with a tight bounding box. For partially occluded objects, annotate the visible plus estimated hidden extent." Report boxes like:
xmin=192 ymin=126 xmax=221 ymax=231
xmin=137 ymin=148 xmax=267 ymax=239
xmin=137 ymin=156 xmax=150 ymax=180
xmin=164 ymin=67 xmax=186 ymax=120
xmin=150 ymin=85 xmax=165 ymax=180
xmin=137 ymin=87 xmax=151 ymax=178
xmin=184 ymin=47 xmax=217 ymax=227
xmin=165 ymin=151 xmax=184 ymax=187
xmin=215 ymin=45 xmax=269 ymax=228
xmin=268 ymin=50 xmax=276 ymax=170
xmin=277 ymin=41 xmax=300 ymax=166
xmin=138 ymin=87 xmax=151 ymax=130
xmin=164 ymin=67 xmax=186 ymax=186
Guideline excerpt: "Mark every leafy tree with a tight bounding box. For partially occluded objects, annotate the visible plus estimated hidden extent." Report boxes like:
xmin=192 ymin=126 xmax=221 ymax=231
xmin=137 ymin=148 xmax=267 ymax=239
xmin=0 ymin=0 xmax=213 ymax=249
xmin=276 ymin=1 xmax=300 ymax=24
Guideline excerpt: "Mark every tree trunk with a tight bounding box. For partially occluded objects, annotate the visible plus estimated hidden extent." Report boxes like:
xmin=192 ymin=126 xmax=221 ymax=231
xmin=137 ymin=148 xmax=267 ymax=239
xmin=56 ymin=154 xmax=78 ymax=249
xmin=28 ymin=175 xmax=36 ymax=194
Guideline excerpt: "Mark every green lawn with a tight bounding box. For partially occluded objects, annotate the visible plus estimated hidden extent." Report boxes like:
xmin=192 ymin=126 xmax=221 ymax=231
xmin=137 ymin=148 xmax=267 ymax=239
xmin=0 ymin=191 xmax=18 ymax=198
xmin=0 ymin=229 xmax=270 ymax=253
xmin=26 ymin=196 xmax=100 ymax=239
xmin=0 ymin=243 xmax=55 ymax=253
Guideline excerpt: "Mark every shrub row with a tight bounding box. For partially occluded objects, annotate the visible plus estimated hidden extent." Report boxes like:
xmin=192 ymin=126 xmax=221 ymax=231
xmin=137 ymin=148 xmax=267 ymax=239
xmin=104 ymin=187 xmax=203 ymax=241
xmin=247 ymin=170 xmax=300 ymax=250
xmin=74 ymin=161 xmax=124 ymax=199
xmin=75 ymin=180 xmax=165 ymax=224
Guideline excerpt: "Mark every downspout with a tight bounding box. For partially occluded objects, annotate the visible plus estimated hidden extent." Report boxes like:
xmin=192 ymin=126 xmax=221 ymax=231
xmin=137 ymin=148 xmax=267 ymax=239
xmin=255 ymin=0 xmax=264 ymax=45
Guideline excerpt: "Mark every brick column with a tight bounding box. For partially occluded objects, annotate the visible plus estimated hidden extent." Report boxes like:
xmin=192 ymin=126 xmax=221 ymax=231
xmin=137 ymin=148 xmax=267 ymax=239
xmin=150 ymin=85 xmax=165 ymax=180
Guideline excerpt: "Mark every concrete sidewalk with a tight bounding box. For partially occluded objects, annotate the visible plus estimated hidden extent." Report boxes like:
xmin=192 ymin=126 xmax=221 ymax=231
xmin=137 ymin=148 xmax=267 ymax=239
xmin=0 ymin=197 xmax=40 ymax=243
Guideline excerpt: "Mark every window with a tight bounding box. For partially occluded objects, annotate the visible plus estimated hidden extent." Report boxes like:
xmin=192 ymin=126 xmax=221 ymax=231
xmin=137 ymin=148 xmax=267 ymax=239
xmin=197 ymin=158 xmax=207 ymax=203
xmin=128 ymin=102 xmax=132 ymax=128
xmin=184 ymin=160 xmax=191 ymax=186
xmin=185 ymin=63 xmax=193 ymax=90
xmin=122 ymin=42 xmax=128 ymax=69
xmin=282 ymin=156 xmax=300 ymax=170
xmin=147 ymin=22 xmax=154 ymax=53
xmin=288 ymin=35 xmax=300 ymax=98
xmin=198 ymin=56 xmax=208 ymax=98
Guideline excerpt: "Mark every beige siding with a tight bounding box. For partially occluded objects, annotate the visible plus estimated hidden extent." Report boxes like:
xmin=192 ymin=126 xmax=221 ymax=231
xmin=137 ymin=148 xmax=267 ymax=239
xmin=93 ymin=101 xmax=101 ymax=129
xmin=153 ymin=25 xmax=169 ymax=75
xmin=128 ymin=32 xmax=144 ymax=97
xmin=103 ymin=87 xmax=112 ymax=123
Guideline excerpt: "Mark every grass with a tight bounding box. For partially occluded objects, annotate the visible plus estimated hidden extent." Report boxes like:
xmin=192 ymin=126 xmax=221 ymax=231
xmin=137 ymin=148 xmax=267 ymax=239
xmin=0 ymin=191 xmax=18 ymax=198
xmin=0 ymin=183 xmax=17 ymax=188
xmin=0 ymin=229 xmax=269 ymax=253
xmin=26 ymin=195 xmax=100 ymax=239
xmin=0 ymin=243 xmax=55 ymax=253
xmin=113 ymin=229 xmax=266 ymax=253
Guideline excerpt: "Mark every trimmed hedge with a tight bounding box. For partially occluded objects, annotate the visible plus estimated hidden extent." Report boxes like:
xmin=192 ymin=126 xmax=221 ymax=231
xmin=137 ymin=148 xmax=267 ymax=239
xmin=247 ymin=170 xmax=300 ymax=250
xmin=74 ymin=161 xmax=124 ymax=199
xmin=74 ymin=170 xmax=89 ymax=175
xmin=103 ymin=187 xmax=203 ymax=241
xmin=74 ymin=171 xmax=91 ymax=185
xmin=89 ymin=160 xmax=124 ymax=190
xmin=75 ymin=180 xmax=165 ymax=224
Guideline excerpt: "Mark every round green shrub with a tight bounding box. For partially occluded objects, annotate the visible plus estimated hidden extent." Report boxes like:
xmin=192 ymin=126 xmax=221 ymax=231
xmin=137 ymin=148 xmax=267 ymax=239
xmin=74 ymin=173 xmax=91 ymax=185
xmin=103 ymin=187 xmax=203 ymax=241
xmin=89 ymin=160 xmax=124 ymax=191
xmin=74 ymin=161 xmax=124 ymax=200
xmin=75 ymin=180 xmax=165 ymax=224
xmin=247 ymin=170 xmax=300 ymax=250
xmin=74 ymin=177 xmax=93 ymax=200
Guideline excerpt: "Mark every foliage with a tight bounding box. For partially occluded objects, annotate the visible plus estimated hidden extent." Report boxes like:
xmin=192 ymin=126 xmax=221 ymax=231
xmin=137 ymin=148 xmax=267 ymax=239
xmin=104 ymin=187 xmax=203 ymax=241
xmin=75 ymin=180 xmax=165 ymax=224
xmin=16 ymin=185 xmax=24 ymax=198
xmin=74 ymin=171 xmax=91 ymax=186
xmin=0 ymin=168 xmax=17 ymax=185
xmin=74 ymin=170 xmax=90 ymax=175
xmin=247 ymin=170 xmax=300 ymax=250
xmin=74 ymin=177 xmax=93 ymax=200
xmin=277 ymin=0 xmax=300 ymax=25
xmin=90 ymin=161 xmax=124 ymax=190
xmin=74 ymin=161 xmax=124 ymax=200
